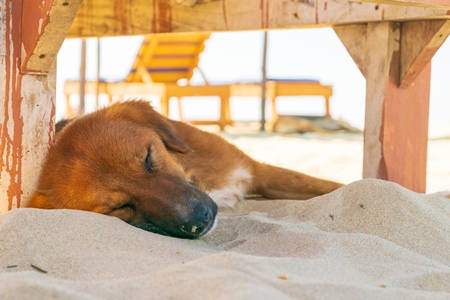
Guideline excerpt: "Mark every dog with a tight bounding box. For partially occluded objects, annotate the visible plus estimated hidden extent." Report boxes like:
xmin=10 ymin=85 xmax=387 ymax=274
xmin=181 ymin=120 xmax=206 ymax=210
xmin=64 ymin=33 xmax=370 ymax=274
xmin=27 ymin=101 xmax=343 ymax=239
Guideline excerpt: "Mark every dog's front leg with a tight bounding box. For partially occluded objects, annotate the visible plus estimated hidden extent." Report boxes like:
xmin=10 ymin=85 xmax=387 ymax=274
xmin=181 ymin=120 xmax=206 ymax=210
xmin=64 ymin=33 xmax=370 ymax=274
xmin=250 ymin=162 xmax=343 ymax=200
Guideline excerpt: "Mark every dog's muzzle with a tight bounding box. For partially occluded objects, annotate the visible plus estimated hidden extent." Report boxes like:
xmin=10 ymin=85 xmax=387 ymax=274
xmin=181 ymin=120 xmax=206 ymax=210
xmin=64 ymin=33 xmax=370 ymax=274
xmin=135 ymin=199 xmax=218 ymax=239
xmin=179 ymin=202 xmax=216 ymax=237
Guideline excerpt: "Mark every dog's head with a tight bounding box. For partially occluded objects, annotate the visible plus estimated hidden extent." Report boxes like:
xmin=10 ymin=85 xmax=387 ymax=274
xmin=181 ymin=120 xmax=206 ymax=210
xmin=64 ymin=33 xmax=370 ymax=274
xmin=28 ymin=101 xmax=218 ymax=239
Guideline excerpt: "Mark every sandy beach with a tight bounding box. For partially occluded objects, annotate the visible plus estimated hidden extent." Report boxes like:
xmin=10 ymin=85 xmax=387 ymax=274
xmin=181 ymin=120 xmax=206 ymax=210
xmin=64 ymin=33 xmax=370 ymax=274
xmin=1 ymin=133 xmax=449 ymax=299
xmin=224 ymin=132 xmax=449 ymax=193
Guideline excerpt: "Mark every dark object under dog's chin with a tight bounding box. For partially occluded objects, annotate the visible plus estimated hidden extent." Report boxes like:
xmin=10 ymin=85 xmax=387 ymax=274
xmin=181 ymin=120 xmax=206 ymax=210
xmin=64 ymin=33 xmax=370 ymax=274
xmin=134 ymin=222 xmax=172 ymax=237
xmin=133 ymin=220 xmax=216 ymax=239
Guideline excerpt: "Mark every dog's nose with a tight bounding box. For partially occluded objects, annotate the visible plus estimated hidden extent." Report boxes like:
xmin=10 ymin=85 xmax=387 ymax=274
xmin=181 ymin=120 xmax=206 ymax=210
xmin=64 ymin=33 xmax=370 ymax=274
xmin=194 ymin=202 xmax=211 ymax=223
xmin=183 ymin=203 xmax=212 ymax=235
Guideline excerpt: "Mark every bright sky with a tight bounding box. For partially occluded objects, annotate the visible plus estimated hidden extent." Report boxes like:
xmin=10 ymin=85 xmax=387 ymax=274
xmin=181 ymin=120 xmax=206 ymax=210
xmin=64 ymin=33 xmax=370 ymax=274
xmin=56 ymin=28 xmax=450 ymax=135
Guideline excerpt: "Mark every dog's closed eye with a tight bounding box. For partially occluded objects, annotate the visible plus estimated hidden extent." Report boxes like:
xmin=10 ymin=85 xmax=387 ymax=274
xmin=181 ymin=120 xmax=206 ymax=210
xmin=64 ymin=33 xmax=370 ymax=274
xmin=117 ymin=203 xmax=134 ymax=211
xmin=145 ymin=147 xmax=153 ymax=172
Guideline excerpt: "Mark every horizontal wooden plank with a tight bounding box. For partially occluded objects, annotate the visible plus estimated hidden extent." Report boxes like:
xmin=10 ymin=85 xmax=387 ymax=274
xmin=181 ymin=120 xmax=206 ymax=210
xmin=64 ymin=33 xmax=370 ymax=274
xmin=150 ymin=74 xmax=191 ymax=82
xmin=140 ymin=59 xmax=197 ymax=68
xmin=170 ymin=0 xmax=221 ymax=7
xmin=152 ymin=45 xmax=205 ymax=54
xmin=66 ymin=0 xmax=450 ymax=38
xmin=271 ymin=82 xmax=333 ymax=97
xmin=355 ymin=0 xmax=450 ymax=9
xmin=167 ymin=84 xmax=230 ymax=97
xmin=64 ymin=81 xmax=333 ymax=99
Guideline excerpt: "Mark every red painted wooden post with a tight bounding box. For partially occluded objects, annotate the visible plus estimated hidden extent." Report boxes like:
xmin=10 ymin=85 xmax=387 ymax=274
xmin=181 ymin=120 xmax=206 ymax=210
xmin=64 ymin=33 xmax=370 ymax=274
xmin=1 ymin=0 xmax=80 ymax=213
xmin=0 ymin=0 xmax=54 ymax=213
xmin=334 ymin=22 xmax=448 ymax=193
xmin=1 ymin=0 xmax=25 ymax=212
xmin=379 ymin=63 xmax=431 ymax=193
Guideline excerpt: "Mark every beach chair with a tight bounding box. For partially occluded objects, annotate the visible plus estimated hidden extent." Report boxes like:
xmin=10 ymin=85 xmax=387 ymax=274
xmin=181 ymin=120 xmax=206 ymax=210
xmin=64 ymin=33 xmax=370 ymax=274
xmin=64 ymin=33 xmax=214 ymax=117
xmin=229 ymin=79 xmax=332 ymax=130
xmin=64 ymin=34 xmax=332 ymax=131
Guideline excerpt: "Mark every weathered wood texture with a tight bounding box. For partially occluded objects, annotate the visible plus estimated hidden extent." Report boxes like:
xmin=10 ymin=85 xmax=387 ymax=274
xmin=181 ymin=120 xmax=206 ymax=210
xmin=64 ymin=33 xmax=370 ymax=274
xmin=66 ymin=0 xmax=450 ymax=38
xmin=357 ymin=0 xmax=450 ymax=9
xmin=334 ymin=22 xmax=433 ymax=193
xmin=22 ymin=0 xmax=83 ymax=74
xmin=0 ymin=0 xmax=57 ymax=213
xmin=400 ymin=20 xmax=450 ymax=88
xmin=170 ymin=0 xmax=220 ymax=7
xmin=381 ymin=64 xmax=430 ymax=192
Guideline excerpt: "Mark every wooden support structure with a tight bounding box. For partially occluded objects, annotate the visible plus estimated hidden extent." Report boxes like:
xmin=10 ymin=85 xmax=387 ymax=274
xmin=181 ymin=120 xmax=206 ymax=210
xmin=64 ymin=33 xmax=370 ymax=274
xmin=21 ymin=0 xmax=82 ymax=73
xmin=0 ymin=0 xmax=81 ymax=213
xmin=66 ymin=0 xmax=450 ymax=38
xmin=334 ymin=21 xmax=450 ymax=192
xmin=356 ymin=0 xmax=450 ymax=9
xmin=400 ymin=20 xmax=450 ymax=88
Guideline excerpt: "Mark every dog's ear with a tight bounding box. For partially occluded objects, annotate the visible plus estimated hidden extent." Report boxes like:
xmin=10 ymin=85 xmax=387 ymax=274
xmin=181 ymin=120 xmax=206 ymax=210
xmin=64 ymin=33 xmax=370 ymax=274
xmin=55 ymin=119 xmax=72 ymax=134
xmin=108 ymin=101 xmax=192 ymax=154
xmin=153 ymin=121 xmax=192 ymax=154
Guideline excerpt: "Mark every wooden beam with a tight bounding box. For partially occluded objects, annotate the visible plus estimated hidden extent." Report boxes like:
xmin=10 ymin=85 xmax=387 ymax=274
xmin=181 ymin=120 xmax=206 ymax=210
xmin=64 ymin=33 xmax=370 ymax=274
xmin=66 ymin=0 xmax=450 ymax=38
xmin=356 ymin=0 xmax=450 ymax=9
xmin=329 ymin=24 xmax=370 ymax=78
xmin=334 ymin=22 xmax=430 ymax=193
xmin=21 ymin=0 xmax=83 ymax=74
xmin=400 ymin=20 xmax=450 ymax=88
xmin=1 ymin=0 xmax=57 ymax=213
xmin=170 ymin=0 xmax=221 ymax=7
xmin=335 ymin=21 xmax=450 ymax=88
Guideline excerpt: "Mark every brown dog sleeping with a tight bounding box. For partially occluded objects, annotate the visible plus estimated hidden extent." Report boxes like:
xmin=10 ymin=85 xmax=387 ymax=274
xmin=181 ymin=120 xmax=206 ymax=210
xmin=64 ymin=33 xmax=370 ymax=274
xmin=27 ymin=101 xmax=343 ymax=239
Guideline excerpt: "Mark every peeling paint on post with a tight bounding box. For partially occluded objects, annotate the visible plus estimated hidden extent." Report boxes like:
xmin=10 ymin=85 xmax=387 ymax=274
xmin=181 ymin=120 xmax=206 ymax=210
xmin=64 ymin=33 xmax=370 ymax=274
xmin=0 ymin=0 xmax=56 ymax=213
xmin=1 ymin=0 xmax=24 ymax=212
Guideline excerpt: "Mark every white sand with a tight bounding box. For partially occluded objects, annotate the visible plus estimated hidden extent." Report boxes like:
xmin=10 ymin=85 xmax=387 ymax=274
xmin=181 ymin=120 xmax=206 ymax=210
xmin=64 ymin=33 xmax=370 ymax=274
xmin=1 ymin=134 xmax=449 ymax=299
xmin=226 ymin=133 xmax=449 ymax=193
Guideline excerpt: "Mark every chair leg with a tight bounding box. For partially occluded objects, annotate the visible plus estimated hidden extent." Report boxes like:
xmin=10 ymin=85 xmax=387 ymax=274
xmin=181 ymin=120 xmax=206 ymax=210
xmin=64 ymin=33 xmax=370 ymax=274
xmin=106 ymin=94 xmax=113 ymax=106
xmin=268 ymin=96 xmax=278 ymax=132
xmin=218 ymin=96 xmax=228 ymax=131
xmin=223 ymin=95 xmax=232 ymax=126
xmin=177 ymin=97 xmax=185 ymax=121
xmin=160 ymin=94 xmax=169 ymax=117
xmin=325 ymin=96 xmax=331 ymax=117
xmin=65 ymin=94 xmax=72 ymax=119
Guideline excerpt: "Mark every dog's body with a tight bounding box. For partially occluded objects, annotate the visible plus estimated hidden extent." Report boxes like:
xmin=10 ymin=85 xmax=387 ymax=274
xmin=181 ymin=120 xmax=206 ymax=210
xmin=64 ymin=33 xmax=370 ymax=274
xmin=27 ymin=101 xmax=343 ymax=238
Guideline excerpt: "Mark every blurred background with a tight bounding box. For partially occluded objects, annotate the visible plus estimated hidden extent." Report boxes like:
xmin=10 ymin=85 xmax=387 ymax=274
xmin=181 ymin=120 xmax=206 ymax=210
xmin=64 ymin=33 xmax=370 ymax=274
xmin=56 ymin=28 xmax=450 ymax=137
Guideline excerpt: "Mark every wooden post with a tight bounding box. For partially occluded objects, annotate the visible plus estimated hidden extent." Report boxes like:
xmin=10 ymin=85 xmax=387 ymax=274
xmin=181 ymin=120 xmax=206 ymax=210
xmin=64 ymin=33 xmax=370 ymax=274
xmin=218 ymin=89 xmax=231 ymax=131
xmin=334 ymin=21 xmax=450 ymax=192
xmin=79 ymin=39 xmax=87 ymax=116
xmin=0 ymin=0 xmax=81 ymax=213
xmin=260 ymin=31 xmax=268 ymax=132
xmin=1 ymin=0 xmax=54 ymax=213
xmin=95 ymin=38 xmax=101 ymax=111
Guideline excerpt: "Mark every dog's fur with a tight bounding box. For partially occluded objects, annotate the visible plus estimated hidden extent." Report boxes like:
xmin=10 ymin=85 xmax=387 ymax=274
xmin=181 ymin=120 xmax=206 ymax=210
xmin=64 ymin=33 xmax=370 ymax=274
xmin=27 ymin=101 xmax=343 ymax=239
